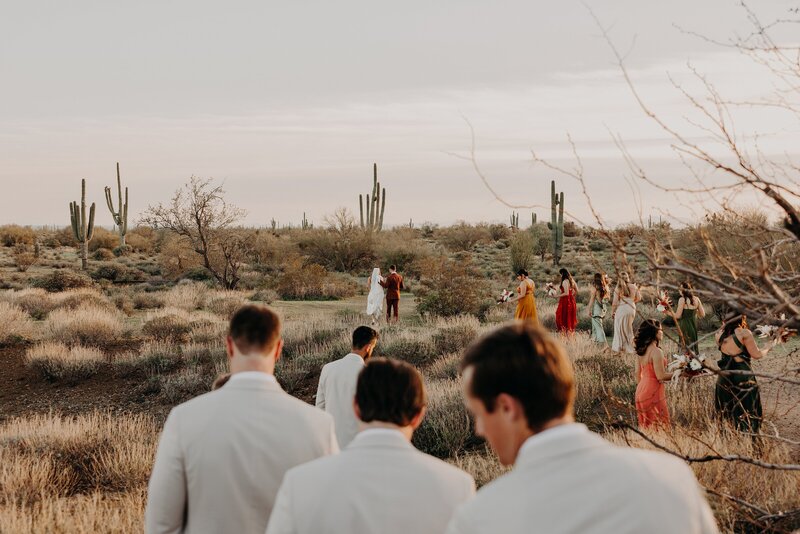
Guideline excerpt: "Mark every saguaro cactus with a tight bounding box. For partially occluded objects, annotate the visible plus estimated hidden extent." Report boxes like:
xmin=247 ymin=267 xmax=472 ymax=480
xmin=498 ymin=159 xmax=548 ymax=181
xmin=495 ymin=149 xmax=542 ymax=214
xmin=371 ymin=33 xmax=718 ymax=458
xmin=531 ymin=212 xmax=537 ymax=226
xmin=301 ymin=212 xmax=311 ymax=230
xmin=70 ymin=179 xmax=96 ymax=270
xmin=510 ymin=211 xmax=519 ymax=230
xmin=104 ymin=162 xmax=128 ymax=247
xmin=358 ymin=163 xmax=386 ymax=232
xmin=547 ymin=180 xmax=565 ymax=265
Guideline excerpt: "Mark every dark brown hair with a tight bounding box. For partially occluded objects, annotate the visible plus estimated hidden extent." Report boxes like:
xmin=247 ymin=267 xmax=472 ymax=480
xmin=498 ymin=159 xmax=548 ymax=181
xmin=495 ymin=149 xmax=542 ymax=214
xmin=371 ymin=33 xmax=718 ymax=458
xmin=355 ymin=358 xmax=427 ymax=426
xmin=460 ymin=323 xmax=575 ymax=432
xmin=680 ymin=281 xmax=695 ymax=306
xmin=593 ymin=273 xmax=608 ymax=300
xmin=352 ymin=326 xmax=378 ymax=350
xmin=228 ymin=305 xmax=281 ymax=354
xmin=634 ymin=319 xmax=661 ymax=356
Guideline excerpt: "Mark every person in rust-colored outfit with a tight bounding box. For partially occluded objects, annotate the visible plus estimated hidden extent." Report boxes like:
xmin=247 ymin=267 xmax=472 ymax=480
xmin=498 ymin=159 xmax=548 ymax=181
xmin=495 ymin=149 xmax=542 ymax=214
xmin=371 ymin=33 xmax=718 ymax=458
xmin=379 ymin=265 xmax=404 ymax=324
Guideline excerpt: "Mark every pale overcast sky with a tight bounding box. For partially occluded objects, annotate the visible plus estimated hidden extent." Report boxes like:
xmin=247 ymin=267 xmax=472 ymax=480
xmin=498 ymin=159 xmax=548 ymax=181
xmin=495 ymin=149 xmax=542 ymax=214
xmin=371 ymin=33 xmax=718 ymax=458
xmin=1 ymin=1 xmax=797 ymax=227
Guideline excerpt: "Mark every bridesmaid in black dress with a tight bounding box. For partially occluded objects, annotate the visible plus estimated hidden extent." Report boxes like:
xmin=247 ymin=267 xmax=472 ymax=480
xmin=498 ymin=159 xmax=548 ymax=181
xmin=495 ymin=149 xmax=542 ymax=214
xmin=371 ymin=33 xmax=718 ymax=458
xmin=714 ymin=315 xmax=780 ymax=434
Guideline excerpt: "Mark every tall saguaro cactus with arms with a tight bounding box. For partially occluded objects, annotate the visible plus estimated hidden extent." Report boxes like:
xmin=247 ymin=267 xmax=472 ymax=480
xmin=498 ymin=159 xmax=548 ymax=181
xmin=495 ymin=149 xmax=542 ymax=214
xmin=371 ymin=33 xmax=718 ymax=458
xmin=70 ymin=179 xmax=96 ymax=270
xmin=547 ymin=180 xmax=565 ymax=265
xmin=358 ymin=163 xmax=386 ymax=232
xmin=104 ymin=162 xmax=128 ymax=247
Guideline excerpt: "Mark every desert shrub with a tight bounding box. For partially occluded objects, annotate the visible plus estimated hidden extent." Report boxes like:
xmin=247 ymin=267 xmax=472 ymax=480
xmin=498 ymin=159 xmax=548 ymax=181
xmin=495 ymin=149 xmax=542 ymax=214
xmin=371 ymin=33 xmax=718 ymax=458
xmin=31 ymin=270 xmax=94 ymax=293
xmin=427 ymin=353 xmax=461 ymax=380
xmin=113 ymin=293 xmax=135 ymax=315
xmin=125 ymin=227 xmax=156 ymax=253
xmin=379 ymin=333 xmax=436 ymax=366
xmin=162 ymin=282 xmax=208 ymax=311
xmin=0 ymin=302 xmax=36 ymax=344
xmin=588 ymin=239 xmax=607 ymax=252
xmin=182 ymin=341 xmax=226 ymax=366
xmin=563 ymin=221 xmax=580 ymax=237
xmin=205 ymin=291 xmax=248 ymax=319
xmin=249 ymin=288 xmax=279 ymax=304
xmin=441 ymin=222 xmax=490 ymax=251
xmin=45 ymin=307 xmax=124 ymax=347
xmin=188 ymin=313 xmax=228 ymax=344
xmin=87 ymin=227 xmax=118 ymax=252
xmin=180 ymin=267 xmax=215 ymax=282
xmin=298 ymin=228 xmax=375 ymax=273
xmin=92 ymin=248 xmax=115 ymax=261
xmin=147 ymin=366 xmax=211 ymax=404
xmin=24 ymin=342 xmax=105 ymax=381
xmin=0 ymin=288 xmax=54 ymax=319
xmin=412 ymin=379 xmax=472 ymax=458
xmin=50 ymin=288 xmax=115 ymax=314
xmin=132 ymin=291 xmax=164 ymax=310
xmin=157 ymin=234 xmax=203 ymax=279
xmin=0 ymin=225 xmax=36 ymax=247
xmin=430 ymin=316 xmax=480 ymax=354
xmin=90 ymin=262 xmax=146 ymax=283
xmin=276 ymin=260 xmax=357 ymax=300
xmin=13 ymin=244 xmax=37 ymax=272
xmin=449 ymin=448 xmax=509 ymax=488
xmin=142 ymin=310 xmax=192 ymax=342
xmin=414 ymin=256 xmax=493 ymax=318
xmin=374 ymin=235 xmax=431 ymax=278
xmin=115 ymin=341 xmax=183 ymax=376
xmin=509 ymin=231 xmax=535 ymax=273
xmin=0 ymin=412 xmax=157 ymax=503
xmin=487 ymin=223 xmax=510 ymax=241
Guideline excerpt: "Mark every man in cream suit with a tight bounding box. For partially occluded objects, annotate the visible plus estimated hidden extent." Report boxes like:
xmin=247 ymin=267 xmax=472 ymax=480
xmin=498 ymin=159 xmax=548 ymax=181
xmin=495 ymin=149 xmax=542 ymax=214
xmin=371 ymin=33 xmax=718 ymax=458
xmin=316 ymin=326 xmax=377 ymax=447
xmin=267 ymin=358 xmax=476 ymax=534
xmin=446 ymin=322 xmax=719 ymax=534
xmin=145 ymin=305 xmax=339 ymax=534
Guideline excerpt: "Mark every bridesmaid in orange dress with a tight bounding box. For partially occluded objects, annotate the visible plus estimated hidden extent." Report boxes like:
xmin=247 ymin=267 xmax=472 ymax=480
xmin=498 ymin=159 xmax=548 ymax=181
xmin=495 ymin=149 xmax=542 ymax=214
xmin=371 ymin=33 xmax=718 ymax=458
xmin=507 ymin=269 xmax=539 ymax=325
xmin=634 ymin=319 xmax=676 ymax=429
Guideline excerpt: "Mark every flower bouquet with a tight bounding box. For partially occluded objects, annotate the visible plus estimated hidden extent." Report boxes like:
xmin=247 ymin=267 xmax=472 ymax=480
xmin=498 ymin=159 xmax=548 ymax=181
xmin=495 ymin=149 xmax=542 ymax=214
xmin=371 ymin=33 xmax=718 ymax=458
xmin=656 ymin=290 xmax=672 ymax=313
xmin=497 ymin=289 xmax=514 ymax=304
xmin=667 ymin=353 xmax=712 ymax=380
xmin=545 ymin=283 xmax=558 ymax=298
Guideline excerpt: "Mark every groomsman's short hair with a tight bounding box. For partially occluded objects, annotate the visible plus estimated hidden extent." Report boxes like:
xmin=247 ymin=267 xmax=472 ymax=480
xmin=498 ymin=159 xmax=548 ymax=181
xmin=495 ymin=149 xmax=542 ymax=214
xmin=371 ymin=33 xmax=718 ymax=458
xmin=228 ymin=305 xmax=281 ymax=354
xmin=461 ymin=323 xmax=575 ymax=432
xmin=352 ymin=326 xmax=379 ymax=350
xmin=355 ymin=358 xmax=427 ymax=426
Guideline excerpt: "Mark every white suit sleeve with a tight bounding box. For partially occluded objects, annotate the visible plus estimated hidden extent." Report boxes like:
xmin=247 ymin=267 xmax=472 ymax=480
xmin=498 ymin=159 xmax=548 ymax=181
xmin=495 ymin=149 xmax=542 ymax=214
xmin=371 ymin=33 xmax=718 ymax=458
xmin=145 ymin=409 xmax=187 ymax=534
xmin=265 ymin=472 xmax=297 ymax=534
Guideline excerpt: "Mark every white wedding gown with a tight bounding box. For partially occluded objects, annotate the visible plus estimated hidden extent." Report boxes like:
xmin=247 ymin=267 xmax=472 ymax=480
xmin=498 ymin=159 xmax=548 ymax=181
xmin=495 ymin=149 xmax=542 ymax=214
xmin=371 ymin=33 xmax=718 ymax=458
xmin=366 ymin=268 xmax=385 ymax=318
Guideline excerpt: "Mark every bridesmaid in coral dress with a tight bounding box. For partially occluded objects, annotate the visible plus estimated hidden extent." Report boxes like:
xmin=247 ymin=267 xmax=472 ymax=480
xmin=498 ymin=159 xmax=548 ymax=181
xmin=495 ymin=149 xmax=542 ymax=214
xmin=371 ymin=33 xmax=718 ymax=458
xmin=508 ymin=269 xmax=539 ymax=325
xmin=555 ymin=268 xmax=578 ymax=333
xmin=634 ymin=319 xmax=676 ymax=429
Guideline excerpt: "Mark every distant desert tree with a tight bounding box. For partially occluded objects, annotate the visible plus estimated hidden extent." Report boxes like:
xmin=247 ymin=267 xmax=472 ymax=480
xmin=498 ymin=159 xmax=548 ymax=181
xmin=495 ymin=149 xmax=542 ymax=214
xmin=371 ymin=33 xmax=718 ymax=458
xmin=140 ymin=177 xmax=247 ymax=289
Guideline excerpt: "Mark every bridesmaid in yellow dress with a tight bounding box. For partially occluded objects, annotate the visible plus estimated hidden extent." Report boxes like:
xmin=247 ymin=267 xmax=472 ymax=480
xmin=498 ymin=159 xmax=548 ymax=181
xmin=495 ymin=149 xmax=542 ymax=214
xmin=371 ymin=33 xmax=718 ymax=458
xmin=507 ymin=269 xmax=539 ymax=325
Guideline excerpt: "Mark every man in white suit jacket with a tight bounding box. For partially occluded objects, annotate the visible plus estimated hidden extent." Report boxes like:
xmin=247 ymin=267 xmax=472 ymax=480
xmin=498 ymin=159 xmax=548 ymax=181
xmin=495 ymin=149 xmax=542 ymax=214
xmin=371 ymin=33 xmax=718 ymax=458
xmin=145 ymin=305 xmax=339 ymax=534
xmin=446 ymin=322 xmax=719 ymax=534
xmin=267 ymin=357 xmax=476 ymax=534
xmin=316 ymin=326 xmax=377 ymax=447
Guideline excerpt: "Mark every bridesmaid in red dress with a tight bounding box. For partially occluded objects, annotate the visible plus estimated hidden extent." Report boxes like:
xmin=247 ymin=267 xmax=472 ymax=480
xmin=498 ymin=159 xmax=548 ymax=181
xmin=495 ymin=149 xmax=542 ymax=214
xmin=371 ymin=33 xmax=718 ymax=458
xmin=634 ymin=319 xmax=677 ymax=429
xmin=555 ymin=268 xmax=578 ymax=333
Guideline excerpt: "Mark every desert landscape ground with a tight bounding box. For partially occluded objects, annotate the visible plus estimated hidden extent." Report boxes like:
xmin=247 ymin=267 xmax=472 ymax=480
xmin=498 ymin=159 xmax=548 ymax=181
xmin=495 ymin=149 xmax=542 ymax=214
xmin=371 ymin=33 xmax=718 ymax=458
xmin=0 ymin=219 xmax=797 ymax=533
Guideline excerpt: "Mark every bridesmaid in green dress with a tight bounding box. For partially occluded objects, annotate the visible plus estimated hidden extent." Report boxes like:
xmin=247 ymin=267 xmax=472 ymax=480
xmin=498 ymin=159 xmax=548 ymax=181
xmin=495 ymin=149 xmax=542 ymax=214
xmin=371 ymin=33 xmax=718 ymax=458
xmin=672 ymin=282 xmax=706 ymax=354
xmin=586 ymin=273 xmax=610 ymax=344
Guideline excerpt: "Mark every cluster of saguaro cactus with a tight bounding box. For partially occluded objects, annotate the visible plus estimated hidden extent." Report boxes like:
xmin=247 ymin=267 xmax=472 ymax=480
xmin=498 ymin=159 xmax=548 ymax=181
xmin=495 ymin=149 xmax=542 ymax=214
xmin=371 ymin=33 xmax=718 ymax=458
xmin=510 ymin=211 xmax=520 ymax=230
xmin=301 ymin=213 xmax=311 ymax=230
xmin=104 ymin=162 xmax=128 ymax=247
xmin=70 ymin=179 xmax=96 ymax=270
xmin=547 ymin=180 xmax=564 ymax=265
xmin=359 ymin=163 xmax=386 ymax=232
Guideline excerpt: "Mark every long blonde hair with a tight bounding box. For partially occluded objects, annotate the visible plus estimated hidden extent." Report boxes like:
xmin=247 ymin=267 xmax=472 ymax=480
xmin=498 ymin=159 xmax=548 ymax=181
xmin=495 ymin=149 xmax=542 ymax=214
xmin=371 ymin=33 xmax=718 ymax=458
xmin=616 ymin=272 xmax=633 ymax=299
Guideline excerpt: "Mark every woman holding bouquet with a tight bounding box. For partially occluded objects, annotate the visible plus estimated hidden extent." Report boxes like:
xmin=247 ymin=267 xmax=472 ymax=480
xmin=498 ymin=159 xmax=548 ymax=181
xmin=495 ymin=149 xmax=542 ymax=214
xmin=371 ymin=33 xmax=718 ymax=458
xmin=612 ymin=272 xmax=642 ymax=355
xmin=507 ymin=269 xmax=539 ymax=325
xmin=672 ymin=281 xmax=706 ymax=354
xmin=555 ymin=268 xmax=578 ymax=333
xmin=634 ymin=319 xmax=675 ymax=429
xmin=714 ymin=314 xmax=779 ymax=434
xmin=586 ymin=273 xmax=609 ymax=344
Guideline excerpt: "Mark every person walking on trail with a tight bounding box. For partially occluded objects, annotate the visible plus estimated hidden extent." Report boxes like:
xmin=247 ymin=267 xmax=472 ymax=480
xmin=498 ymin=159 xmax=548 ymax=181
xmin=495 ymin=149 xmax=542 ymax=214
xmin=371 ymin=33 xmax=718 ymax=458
xmin=380 ymin=265 xmax=404 ymax=324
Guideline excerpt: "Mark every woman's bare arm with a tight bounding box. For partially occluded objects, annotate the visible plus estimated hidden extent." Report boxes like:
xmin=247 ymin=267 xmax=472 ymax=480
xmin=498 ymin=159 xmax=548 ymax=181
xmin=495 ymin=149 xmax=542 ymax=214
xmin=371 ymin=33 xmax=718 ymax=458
xmin=673 ymin=297 xmax=685 ymax=320
xmin=651 ymin=347 xmax=673 ymax=381
xmin=587 ymin=288 xmax=596 ymax=317
xmin=697 ymin=298 xmax=706 ymax=318
xmin=740 ymin=329 xmax=777 ymax=360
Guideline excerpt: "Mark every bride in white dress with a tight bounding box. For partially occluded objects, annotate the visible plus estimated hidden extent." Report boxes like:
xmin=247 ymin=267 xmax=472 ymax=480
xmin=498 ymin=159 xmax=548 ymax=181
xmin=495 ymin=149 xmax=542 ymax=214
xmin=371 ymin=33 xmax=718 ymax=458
xmin=366 ymin=268 xmax=385 ymax=325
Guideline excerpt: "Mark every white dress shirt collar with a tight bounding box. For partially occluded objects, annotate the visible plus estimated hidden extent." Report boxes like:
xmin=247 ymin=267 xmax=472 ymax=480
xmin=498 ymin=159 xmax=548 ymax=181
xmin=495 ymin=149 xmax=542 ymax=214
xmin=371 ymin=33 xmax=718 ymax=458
xmin=516 ymin=423 xmax=588 ymax=465
xmin=352 ymin=427 xmax=406 ymax=441
xmin=227 ymin=371 xmax=277 ymax=384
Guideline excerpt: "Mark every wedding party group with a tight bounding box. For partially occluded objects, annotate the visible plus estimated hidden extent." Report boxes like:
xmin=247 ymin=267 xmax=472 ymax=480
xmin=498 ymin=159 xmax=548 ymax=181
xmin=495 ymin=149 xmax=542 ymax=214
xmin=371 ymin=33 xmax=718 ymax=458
xmin=506 ymin=269 xmax=784 ymax=437
xmin=145 ymin=305 xmax=720 ymax=534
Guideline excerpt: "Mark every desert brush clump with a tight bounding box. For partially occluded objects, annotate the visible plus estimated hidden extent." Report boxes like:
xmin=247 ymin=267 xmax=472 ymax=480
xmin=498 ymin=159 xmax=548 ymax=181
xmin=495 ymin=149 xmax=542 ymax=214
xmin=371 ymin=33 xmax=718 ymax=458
xmin=44 ymin=307 xmax=124 ymax=347
xmin=412 ymin=379 xmax=473 ymax=459
xmin=0 ymin=302 xmax=37 ymax=344
xmin=24 ymin=342 xmax=105 ymax=381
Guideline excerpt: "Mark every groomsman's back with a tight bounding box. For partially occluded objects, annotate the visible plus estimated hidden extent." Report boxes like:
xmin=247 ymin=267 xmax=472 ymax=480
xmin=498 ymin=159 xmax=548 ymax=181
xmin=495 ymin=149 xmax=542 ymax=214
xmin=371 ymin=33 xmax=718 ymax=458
xmin=446 ymin=322 xmax=718 ymax=534
xmin=268 ymin=358 xmax=475 ymax=534
xmin=145 ymin=306 xmax=338 ymax=534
